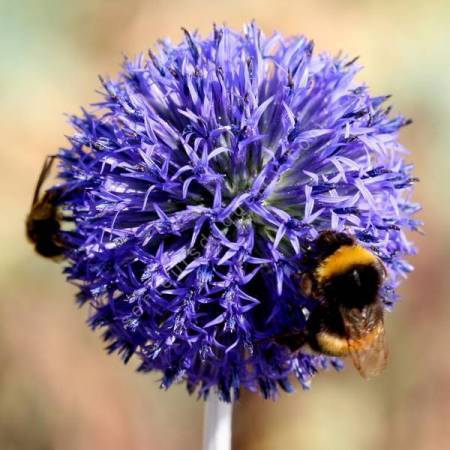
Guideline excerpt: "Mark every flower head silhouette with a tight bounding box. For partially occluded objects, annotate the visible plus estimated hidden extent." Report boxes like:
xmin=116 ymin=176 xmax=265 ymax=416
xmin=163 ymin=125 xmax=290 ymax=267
xmin=54 ymin=23 xmax=419 ymax=400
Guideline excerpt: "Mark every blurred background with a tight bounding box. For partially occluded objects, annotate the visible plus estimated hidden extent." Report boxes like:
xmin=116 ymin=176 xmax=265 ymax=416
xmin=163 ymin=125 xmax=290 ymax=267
xmin=0 ymin=0 xmax=449 ymax=449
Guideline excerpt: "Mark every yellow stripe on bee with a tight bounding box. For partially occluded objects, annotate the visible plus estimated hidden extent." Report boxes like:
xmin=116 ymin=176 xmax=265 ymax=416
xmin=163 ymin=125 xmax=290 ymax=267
xmin=315 ymin=244 xmax=377 ymax=282
xmin=316 ymin=332 xmax=350 ymax=356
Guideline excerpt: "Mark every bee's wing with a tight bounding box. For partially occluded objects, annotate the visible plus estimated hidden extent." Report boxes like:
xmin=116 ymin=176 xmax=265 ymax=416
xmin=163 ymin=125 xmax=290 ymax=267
xmin=31 ymin=155 xmax=57 ymax=206
xmin=340 ymin=303 xmax=388 ymax=378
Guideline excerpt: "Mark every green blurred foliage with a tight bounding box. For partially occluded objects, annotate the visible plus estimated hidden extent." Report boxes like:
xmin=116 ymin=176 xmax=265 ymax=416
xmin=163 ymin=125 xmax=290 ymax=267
xmin=1 ymin=1 xmax=449 ymax=449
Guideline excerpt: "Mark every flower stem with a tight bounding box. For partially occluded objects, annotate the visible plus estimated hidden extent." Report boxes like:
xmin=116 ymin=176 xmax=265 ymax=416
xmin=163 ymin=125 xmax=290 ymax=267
xmin=202 ymin=394 xmax=233 ymax=450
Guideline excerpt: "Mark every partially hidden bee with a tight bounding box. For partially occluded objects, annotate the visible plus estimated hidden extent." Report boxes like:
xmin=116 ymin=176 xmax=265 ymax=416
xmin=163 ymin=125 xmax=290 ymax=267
xmin=26 ymin=155 xmax=66 ymax=259
xmin=277 ymin=230 xmax=388 ymax=378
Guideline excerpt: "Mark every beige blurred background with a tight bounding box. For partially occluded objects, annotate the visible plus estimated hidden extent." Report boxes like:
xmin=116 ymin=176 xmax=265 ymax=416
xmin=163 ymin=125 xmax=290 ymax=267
xmin=1 ymin=0 xmax=449 ymax=449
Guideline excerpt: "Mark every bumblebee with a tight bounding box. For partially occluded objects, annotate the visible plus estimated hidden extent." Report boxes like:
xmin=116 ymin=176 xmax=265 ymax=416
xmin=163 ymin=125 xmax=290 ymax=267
xmin=279 ymin=230 xmax=388 ymax=378
xmin=26 ymin=155 xmax=66 ymax=259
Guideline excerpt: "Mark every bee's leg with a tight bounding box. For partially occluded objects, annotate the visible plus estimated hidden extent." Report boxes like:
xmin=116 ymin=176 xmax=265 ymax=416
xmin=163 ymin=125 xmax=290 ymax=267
xmin=60 ymin=215 xmax=75 ymax=221
xmin=275 ymin=332 xmax=308 ymax=352
xmin=299 ymin=273 xmax=316 ymax=298
xmin=376 ymin=256 xmax=388 ymax=281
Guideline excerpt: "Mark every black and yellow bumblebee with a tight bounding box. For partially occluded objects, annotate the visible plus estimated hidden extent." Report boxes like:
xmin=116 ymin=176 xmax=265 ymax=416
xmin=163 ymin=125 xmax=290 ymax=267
xmin=26 ymin=155 xmax=66 ymax=259
xmin=277 ymin=230 xmax=388 ymax=378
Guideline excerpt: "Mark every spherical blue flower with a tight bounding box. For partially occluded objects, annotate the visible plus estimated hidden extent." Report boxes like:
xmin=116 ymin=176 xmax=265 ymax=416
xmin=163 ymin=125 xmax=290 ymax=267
xmin=56 ymin=23 xmax=420 ymax=400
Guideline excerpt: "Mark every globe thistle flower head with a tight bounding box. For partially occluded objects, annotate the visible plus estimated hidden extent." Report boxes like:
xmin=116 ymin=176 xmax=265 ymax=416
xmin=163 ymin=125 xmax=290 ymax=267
xmin=57 ymin=23 xmax=420 ymax=400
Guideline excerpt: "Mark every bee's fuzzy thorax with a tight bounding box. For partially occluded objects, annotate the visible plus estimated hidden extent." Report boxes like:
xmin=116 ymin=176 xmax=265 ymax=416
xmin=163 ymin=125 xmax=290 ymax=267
xmin=315 ymin=244 xmax=377 ymax=283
